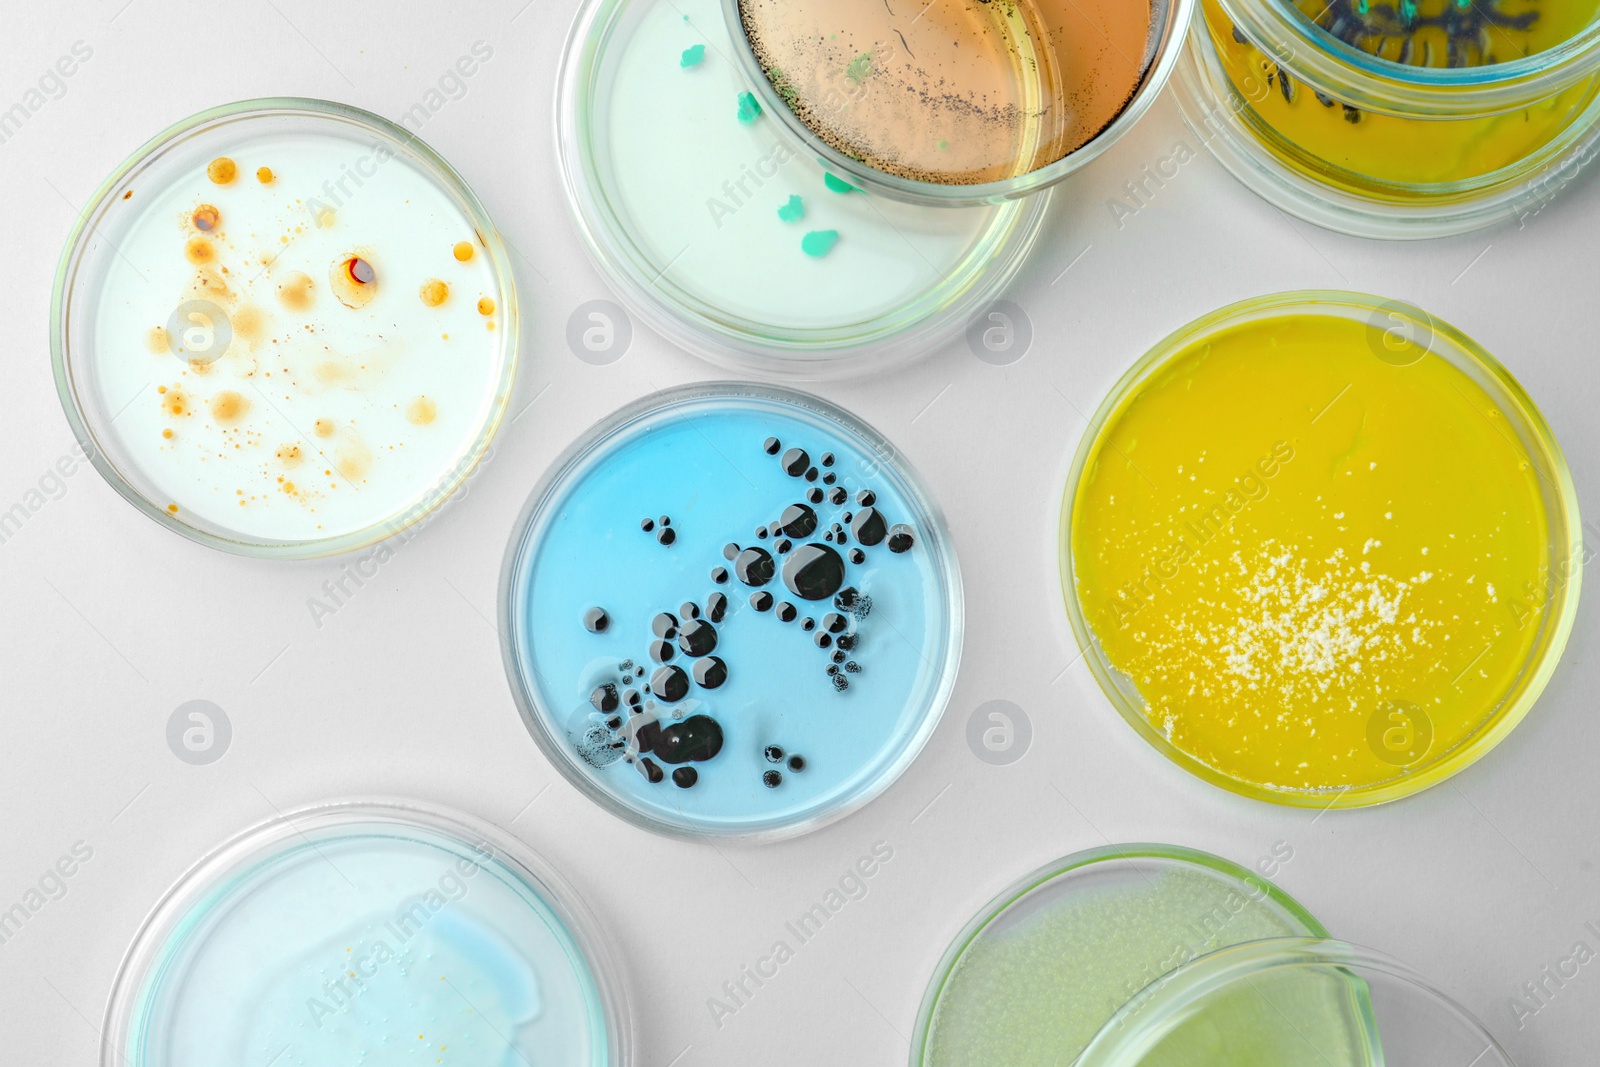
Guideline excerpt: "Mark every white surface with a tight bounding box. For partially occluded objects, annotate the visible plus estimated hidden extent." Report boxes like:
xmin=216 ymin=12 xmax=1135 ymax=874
xmin=2 ymin=2 xmax=1596 ymax=1065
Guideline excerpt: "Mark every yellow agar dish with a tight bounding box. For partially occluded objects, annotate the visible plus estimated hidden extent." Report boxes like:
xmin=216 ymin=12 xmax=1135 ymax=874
xmin=1203 ymin=0 xmax=1600 ymax=187
xmin=1068 ymin=295 xmax=1576 ymax=802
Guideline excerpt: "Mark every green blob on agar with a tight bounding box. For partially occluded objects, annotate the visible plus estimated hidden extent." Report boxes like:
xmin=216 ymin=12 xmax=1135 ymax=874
xmin=777 ymin=195 xmax=806 ymax=223
xmin=736 ymin=91 xmax=762 ymax=125
xmin=801 ymin=230 xmax=840 ymax=258
xmin=845 ymin=52 xmax=873 ymax=84
xmin=680 ymin=44 xmax=706 ymax=68
xmin=823 ymin=172 xmax=858 ymax=194
xmin=766 ymin=66 xmax=800 ymax=110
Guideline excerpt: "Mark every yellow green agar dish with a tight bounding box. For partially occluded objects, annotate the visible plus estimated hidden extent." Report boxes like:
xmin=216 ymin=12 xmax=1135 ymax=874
xmin=1073 ymin=939 xmax=1518 ymax=1067
xmin=1063 ymin=292 xmax=1582 ymax=806
xmin=912 ymin=845 xmax=1376 ymax=1066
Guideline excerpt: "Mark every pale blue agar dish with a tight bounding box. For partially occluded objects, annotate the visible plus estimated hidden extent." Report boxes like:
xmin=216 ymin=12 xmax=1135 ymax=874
xmin=102 ymin=801 xmax=628 ymax=1067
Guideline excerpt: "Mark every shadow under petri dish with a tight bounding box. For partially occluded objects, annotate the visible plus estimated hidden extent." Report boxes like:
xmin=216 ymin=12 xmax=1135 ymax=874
xmin=737 ymin=0 xmax=1159 ymax=184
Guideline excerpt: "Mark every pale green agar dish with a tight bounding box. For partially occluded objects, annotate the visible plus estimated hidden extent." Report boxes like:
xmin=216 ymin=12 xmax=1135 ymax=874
xmin=913 ymin=845 xmax=1379 ymax=1066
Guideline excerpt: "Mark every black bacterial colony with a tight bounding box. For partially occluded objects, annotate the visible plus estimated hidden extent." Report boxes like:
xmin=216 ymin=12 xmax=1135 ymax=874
xmin=573 ymin=435 xmax=917 ymax=793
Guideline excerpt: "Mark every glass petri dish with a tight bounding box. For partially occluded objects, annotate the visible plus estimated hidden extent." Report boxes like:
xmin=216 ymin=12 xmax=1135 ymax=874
xmin=1061 ymin=291 xmax=1582 ymax=808
xmin=1075 ymin=938 xmax=1516 ymax=1067
xmin=499 ymin=382 xmax=962 ymax=840
xmin=1171 ymin=0 xmax=1600 ymax=238
xmin=910 ymin=843 xmax=1365 ymax=1066
xmin=101 ymin=799 xmax=629 ymax=1067
xmin=725 ymin=0 xmax=1197 ymax=205
xmin=52 ymin=98 xmax=519 ymax=558
xmin=555 ymin=0 xmax=1050 ymax=375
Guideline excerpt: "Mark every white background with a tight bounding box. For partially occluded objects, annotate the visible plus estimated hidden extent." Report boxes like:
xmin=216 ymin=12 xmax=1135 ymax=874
xmin=3 ymin=1 xmax=1596 ymax=1064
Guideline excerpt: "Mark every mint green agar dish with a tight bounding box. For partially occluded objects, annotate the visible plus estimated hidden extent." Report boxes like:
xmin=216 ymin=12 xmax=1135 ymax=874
xmin=912 ymin=844 xmax=1378 ymax=1066
xmin=555 ymin=0 xmax=1049 ymax=374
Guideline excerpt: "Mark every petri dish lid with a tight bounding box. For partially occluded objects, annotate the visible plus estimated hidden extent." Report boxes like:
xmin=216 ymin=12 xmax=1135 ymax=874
xmin=727 ymin=0 xmax=1197 ymax=204
xmin=1074 ymin=937 xmax=1516 ymax=1067
xmin=52 ymin=98 xmax=519 ymax=559
xmin=1218 ymin=0 xmax=1600 ymax=118
xmin=499 ymin=382 xmax=962 ymax=840
xmin=556 ymin=0 xmax=1049 ymax=375
xmin=102 ymin=799 xmax=629 ymax=1067
xmin=912 ymin=844 xmax=1344 ymax=1066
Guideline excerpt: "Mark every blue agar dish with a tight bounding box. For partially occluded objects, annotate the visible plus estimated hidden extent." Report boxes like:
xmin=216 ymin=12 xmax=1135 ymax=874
xmin=500 ymin=383 xmax=962 ymax=839
xmin=103 ymin=802 xmax=626 ymax=1067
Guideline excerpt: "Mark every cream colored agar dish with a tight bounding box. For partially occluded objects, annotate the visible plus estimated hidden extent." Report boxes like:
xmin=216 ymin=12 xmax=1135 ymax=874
xmin=57 ymin=102 xmax=516 ymax=553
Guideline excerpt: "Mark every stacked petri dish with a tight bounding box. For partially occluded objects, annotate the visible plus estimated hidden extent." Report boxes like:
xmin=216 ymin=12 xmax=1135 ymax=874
xmin=555 ymin=0 xmax=1194 ymax=374
xmin=914 ymin=845 xmax=1519 ymax=1066
xmin=1173 ymin=0 xmax=1600 ymax=236
xmin=43 ymin=5 xmax=1587 ymax=1066
xmin=730 ymin=0 xmax=1195 ymax=203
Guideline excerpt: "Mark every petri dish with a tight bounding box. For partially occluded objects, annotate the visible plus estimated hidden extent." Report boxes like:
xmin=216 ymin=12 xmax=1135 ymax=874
xmin=1075 ymin=938 xmax=1517 ymax=1067
xmin=726 ymin=0 xmax=1197 ymax=205
xmin=910 ymin=843 xmax=1370 ymax=1066
xmin=101 ymin=799 xmax=629 ymax=1067
xmin=555 ymin=0 xmax=1049 ymax=375
xmin=499 ymin=382 xmax=961 ymax=840
xmin=1172 ymin=0 xmax=1600 ymax=237
xmin=1062 ymin=291 xmax=1582 ymax=807
xmin=53 ymin=99 xmax=518 ymax=558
